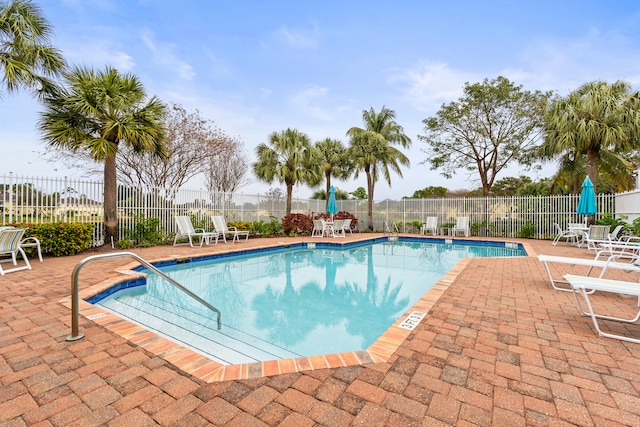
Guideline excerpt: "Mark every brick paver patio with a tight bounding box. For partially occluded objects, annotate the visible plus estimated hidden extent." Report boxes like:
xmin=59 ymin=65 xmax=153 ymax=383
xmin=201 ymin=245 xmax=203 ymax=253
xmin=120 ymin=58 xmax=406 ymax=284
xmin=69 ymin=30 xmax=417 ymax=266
xmin=2 ymin=234 xmax=640 ymax=426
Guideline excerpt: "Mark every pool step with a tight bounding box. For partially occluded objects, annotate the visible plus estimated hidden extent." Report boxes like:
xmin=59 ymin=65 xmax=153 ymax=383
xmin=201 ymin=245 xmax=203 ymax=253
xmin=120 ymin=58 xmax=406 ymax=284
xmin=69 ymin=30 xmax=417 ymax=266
xmin=97 ymin=292 xmax=301 ymax=365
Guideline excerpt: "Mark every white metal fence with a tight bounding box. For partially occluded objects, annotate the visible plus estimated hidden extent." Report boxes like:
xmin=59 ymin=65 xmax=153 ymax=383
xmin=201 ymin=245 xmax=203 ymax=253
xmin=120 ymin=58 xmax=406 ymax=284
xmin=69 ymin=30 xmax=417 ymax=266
xmin=0 ymin=173 xmax=624 ymax=247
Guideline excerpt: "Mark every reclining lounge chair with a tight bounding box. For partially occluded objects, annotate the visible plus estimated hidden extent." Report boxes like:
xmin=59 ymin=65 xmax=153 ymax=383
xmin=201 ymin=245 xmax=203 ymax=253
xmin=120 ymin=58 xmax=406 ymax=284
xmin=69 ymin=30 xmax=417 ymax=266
xmin=538 ymin=253 xmax=640 ymax=291
xmin=564 ymin=274 xmax=640 ymax=344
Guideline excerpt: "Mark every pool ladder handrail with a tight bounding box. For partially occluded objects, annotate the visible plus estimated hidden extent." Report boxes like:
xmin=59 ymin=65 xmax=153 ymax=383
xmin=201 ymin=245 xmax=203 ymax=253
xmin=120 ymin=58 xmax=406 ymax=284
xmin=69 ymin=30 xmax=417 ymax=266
xmin=66 ymin=251 xmax=221 ymax=342
xmin=383 ymin=221 xmax=399 ymax=235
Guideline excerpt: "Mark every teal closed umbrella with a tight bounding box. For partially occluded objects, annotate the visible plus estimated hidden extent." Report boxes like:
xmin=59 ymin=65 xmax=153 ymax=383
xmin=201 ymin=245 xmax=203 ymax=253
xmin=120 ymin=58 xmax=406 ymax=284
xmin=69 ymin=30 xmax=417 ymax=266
xmin=576 ymin=176 xmax=597 ymax=221
xmin=327 ymin=186 xmax=338 ymax=220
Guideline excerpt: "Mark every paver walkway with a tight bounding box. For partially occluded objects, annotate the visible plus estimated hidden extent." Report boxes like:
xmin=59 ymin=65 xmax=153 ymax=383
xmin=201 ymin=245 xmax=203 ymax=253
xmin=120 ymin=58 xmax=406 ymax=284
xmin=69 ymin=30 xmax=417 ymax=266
xmin=2 ymin=234 xmax=640 ymax=426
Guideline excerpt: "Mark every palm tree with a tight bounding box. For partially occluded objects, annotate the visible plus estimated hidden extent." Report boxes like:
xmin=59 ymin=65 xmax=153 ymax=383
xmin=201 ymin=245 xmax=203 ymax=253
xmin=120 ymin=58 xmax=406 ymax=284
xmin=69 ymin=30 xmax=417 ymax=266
xmin=0 ymin=0 xmax=66 ymax=98
xmin=253 ymin=128 xmax=322 ymax=215
xmin=346 ymin=106 xmax=411 ymax=230
xmin=314 ymin=138 xmax=352 ymax=209
xmin=39 ymin=66 xmax=166 ymax=244
xmin=539 ymin=80 xmax=640 ymax=192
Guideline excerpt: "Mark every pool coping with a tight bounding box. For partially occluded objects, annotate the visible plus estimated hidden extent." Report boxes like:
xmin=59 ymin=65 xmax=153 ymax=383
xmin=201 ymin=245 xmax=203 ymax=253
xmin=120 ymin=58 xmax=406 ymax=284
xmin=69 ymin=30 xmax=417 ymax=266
xmin=59 ymin=236 xmax=537 ymax=383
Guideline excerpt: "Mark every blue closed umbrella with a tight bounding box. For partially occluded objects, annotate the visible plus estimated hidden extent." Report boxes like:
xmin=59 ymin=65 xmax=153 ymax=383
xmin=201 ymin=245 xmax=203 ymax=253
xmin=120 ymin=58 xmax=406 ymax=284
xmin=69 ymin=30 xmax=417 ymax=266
xmin=327 ymin=186 xmax=338 ymax=220
xmin=576 ymin=176 xmax=597 ymax=218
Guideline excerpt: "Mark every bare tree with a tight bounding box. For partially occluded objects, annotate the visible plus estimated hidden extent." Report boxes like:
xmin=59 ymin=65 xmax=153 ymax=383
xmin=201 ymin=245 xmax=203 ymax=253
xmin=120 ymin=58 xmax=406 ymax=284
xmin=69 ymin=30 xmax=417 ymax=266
xmin=204 ymin=135 xmax=249 ymax=194
xmin=116 ymin=104 xmax=231 ymax=199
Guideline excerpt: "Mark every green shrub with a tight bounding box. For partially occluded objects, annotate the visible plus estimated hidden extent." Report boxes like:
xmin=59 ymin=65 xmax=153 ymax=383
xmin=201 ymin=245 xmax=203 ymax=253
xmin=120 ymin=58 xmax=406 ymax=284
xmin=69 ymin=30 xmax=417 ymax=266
xmin=251 ymin=216 xmax=283 ymax=237
xmin=122 ymin=215 xmax=167 ymax=247
xmin=518 ymin=220 xmax=536 ymax=239
xmin=17 ymin=222 xmax=95 ymax=256
xmin=115 ymin=239 xmax=134 ymax=249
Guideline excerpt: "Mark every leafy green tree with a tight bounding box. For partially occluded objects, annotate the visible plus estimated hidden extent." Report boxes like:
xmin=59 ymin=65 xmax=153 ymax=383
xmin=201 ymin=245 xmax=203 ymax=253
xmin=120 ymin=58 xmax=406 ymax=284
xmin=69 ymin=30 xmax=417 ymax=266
xmin=1 ymin=0 xmax=65 ymax=98
xmin=408 ymin=186 xmax=448 ymax=199
xmin=350 ymin=187 xmax=367 ymax=200
xmin=420 ymin=76 xmax=551 ymax=196
xmin=538 ymin=80 xmax=640 ymax=193
xmin=315 ymin=138 xmax=352 ymax=208
xmin=490 ymin=176 xmax=532 ymax=196
xmin=517 ymin=178 xmax=556 ymax=196
xmin=253 ymin=128 xmax=322 ymax=215
xmin=39 ymin=66 xmax=166 ymax=244
xmin=347 ymin=106 xmax=411 ymax=230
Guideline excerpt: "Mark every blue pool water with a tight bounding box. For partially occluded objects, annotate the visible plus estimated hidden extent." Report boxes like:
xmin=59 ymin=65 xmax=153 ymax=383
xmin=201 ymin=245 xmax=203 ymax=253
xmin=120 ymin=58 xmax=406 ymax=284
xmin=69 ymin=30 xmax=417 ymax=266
xmin=91 ymin=239 xmax=525 ymax=364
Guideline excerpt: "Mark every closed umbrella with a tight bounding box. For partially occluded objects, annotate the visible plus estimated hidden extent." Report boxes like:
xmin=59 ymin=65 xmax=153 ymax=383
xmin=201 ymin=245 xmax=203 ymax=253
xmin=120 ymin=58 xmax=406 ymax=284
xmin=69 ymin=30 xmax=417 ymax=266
xmin=327 ymin=186 xmax=338 ymax=220
xmin=576 ymin=176 xmax=597 ymax=223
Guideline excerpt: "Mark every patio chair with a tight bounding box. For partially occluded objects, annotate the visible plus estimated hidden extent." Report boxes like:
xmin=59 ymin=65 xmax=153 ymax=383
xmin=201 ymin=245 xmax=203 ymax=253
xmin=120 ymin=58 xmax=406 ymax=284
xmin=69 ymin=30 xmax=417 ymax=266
xmin=420 ymin=217 xmax=438 ymax=236
xmin=341 ymin=218 xmax=352 ymax=235
xmin=211 ymin=215 xmax=250 ymax=243
xmin=311 ymin=219 xmax=324 ymax=237
xmin=552 ymin=223 xmax=577 ymax=246
xmin=173 ymin=216 xmax=218 ymax=247
xmin=332 ymin=219 xmax=346 ymax=238
xmin=585 ymin=225 xmax=612 ymax=251
xmin=609 ymin=225 xmax=624 ymax=241
xmin=538 ymin=253 xmax=640 ymax=292
xmin=0 ymin=228 xmax=32 ymax=275
xmin=568 ymin=223 xmax=589 ymax=247
xmin=451 ymin=217 xmax=470 ymax=237
xmin=564 ymin=274 xmax=640 ymax=344
xmin=0 ymin=225 xmax=43 ymax=262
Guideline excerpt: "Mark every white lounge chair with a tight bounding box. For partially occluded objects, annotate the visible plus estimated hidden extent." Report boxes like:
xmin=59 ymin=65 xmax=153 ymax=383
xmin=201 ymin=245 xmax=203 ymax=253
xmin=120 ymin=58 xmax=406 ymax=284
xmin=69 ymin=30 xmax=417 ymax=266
xmin=451 ymin=217 xmax=470 ymax=237
xmin=552 ymin=223 xmax=577 ymax=246
xmin=0 ymin=225 xmax=43 ymax=262
xmin=564 ymin=274 xmax=640 ymax=344
xmin=421 ymin=217 xmax=438 ymax=236
xmin=173 ymin=216 xmax=218 ymax=247
xmin=211 ymin=215 xmax=249 ymax=243
xmin=538 ymin=253 xmax=640 ymax=291
xmin=0 ymin=228 xmax=32 ymax=275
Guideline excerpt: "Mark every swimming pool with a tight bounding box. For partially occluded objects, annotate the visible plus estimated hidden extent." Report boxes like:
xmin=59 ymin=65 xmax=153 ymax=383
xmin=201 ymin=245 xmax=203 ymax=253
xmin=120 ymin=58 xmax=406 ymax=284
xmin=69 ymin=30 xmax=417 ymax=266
xmin=89 ymin=238 xmax=526 ymax=365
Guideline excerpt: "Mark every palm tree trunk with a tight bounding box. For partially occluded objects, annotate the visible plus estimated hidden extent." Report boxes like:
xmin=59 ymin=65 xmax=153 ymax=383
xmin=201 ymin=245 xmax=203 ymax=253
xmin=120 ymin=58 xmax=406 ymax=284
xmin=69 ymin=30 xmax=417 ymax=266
xmin=586 ymin=149 xmax=598 ymax=192
xmin=325 ymin=173 xmax=331 ymax=211
xmin=285 ymin=183 xmax=293 ymax=216
xmin=366 ymin=171 xmax=374 ymax=231
xmin=104 ymin=153 xmax=118 ymax=245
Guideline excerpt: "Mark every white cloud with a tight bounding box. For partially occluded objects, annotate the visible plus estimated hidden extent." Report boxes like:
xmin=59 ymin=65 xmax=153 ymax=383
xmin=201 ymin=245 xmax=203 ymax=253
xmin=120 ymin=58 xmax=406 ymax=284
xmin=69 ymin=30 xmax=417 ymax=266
xmin=509 ymin=28 xmax=640 ymax=93
xmin=140 ymin=30 xmax=196 ymax=81
xmin=289 ymin=85 xmax=353 ymax=122
xmin=64 ymin=41 xmax=135 ymax=71
xmin=390 ymin=62 xmax=478 ymax=112
xmin=272 ymin=25 xmax=320 ymax=49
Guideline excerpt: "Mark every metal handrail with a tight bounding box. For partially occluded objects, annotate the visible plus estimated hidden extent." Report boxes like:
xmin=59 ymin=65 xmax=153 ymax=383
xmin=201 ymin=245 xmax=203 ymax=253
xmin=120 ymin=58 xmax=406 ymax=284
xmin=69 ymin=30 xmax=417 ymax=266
xmin=66 ymin=251 xmax=221 ymax=341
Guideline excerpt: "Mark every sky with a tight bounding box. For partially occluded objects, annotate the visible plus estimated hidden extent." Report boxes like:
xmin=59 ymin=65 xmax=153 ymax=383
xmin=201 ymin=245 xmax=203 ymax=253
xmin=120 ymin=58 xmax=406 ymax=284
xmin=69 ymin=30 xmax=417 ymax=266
xmin=2 ymin=0 xmax=640 ymax=199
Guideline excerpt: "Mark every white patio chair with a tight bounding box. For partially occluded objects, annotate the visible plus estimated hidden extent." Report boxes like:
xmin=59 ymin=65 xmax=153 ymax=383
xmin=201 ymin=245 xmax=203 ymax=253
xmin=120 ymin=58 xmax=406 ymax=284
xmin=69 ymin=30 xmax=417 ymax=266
xmin=0 ymin=228 xmax=32 ymax=275
xmin=320 ymin=219 xmax=335 ymax=237
xmin=421 ymin=217 xmax=438 ymax=236
xmin=585 ymin=225 xmax=612 ymax=251
xmin=552 ymin=223 xmax=577 ymax=246
xmin=332 ymin=219 xmax=346 ymax=238
xmin=341 ymin=218 xmax=352 ymax=235
xmin=451 ymin=217 xmax=470 ymax=237
xmin=211 ymin=215 xmax=250 ymax=243
xmin=173 ymin=216 xmax=218 ymax=247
